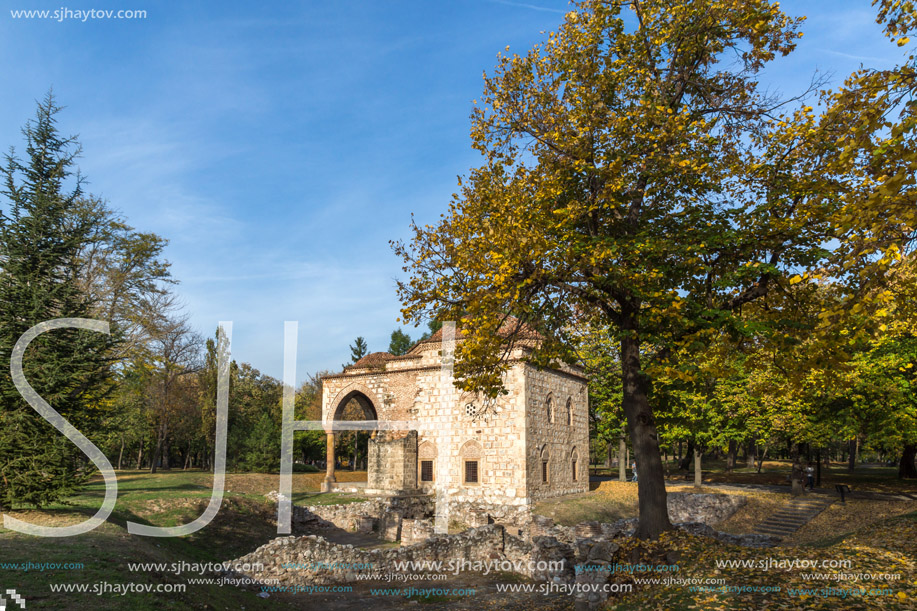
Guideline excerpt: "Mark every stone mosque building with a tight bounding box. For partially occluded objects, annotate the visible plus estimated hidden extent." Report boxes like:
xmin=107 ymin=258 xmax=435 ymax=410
xmin=319 ymin=323 xmax=590 ymax=515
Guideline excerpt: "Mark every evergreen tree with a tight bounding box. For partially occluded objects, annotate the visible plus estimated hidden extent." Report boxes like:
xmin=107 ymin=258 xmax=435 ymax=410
xmin=388 ymin=329 xmax=413 ymax=356
xmin=0 ymin=93 xmax=112 ymax=508
xmin=343 ymin=337 xmax=368 ymax=368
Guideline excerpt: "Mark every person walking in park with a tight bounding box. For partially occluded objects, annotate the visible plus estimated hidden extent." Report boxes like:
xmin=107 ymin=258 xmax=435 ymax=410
xmin=631 ymin=461 xmax=638 ymax=482
xmin=805 ymin=462 xmax=815 ymax=490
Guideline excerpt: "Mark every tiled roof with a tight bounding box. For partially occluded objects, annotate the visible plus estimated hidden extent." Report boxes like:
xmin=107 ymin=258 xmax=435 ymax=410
xmin=349 ymin=352 xmax=396 ymax=368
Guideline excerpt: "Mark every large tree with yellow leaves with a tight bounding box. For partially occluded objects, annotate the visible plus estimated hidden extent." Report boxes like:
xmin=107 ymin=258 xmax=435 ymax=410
xmin=394 ymin=0 xmax=913 ymax=539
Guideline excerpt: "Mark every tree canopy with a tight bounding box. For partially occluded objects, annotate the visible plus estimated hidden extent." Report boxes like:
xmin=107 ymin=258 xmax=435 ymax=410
xmin=394 ymin=0 xmax=917 ymax=538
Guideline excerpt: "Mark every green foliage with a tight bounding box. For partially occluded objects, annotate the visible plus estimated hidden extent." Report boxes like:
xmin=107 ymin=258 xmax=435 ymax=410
xmin=343 ymin=336 xmax=368 ymax=369
xmin=576 ymin=327 xmax=625 ymax=447
xmin=0 ymin=93 xmax=113 ymax=508
xmin=394 ymin=0 xmax=821 ymax=538
xmin=239 ymin=413 xmax=280 ymax=472
xmin=388 ymin=328 xmax=414 ymax=356
xmin=294 ymin=373 xmax=327 ymax=463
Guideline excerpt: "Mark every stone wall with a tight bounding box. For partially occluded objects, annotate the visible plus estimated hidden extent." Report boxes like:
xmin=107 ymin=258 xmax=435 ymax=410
xmin=446 ymin=500 xmax=532 ymax=534
xmin=296 ymin=495 xmax=433 ymax=532
xmin=295 ymin=491 xmax=743 ymax=544
xmin=523 ymin=363 xmax=590 ymax=502
xmin=401 ymin=518 xmax=435 ymax=546
xmin=367 ymin=431 xmax=417 ymax=493
xmin=321 ymin=338 xmax=589 ymax=508
xmin=228 ymin=525 xmax=520 ymax=586
xmin=414 ymin=353 xmax=532 ymax=508
xmin=232 ymin=512 xmax=776 ymax=610
xmin=667 ymin=493 xmax=746 ymax=525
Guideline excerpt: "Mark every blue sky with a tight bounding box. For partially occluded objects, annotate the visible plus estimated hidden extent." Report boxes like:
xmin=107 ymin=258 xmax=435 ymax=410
xmin=0 ymin=0 xmax=905 ymax=381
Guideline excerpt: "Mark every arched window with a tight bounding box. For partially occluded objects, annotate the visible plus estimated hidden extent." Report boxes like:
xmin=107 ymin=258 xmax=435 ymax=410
xmin=541 ymin=446 xmax=550 ymax=483
xmin=566 ymin=398 xmax=573 ymax=426
xmin=460 ymin=440 xmax=482 ymax=485
xmin=546 ymin=396 xmax=554 ymax=424
xmin=571 ymin=447 xmax=580 ymax=482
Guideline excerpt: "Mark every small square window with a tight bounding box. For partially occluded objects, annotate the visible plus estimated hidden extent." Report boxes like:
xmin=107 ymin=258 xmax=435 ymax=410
xmin=464 ymin=460 xmax=479 ymax=484
xmin=421 ymin=460 xmax=434 ymax=482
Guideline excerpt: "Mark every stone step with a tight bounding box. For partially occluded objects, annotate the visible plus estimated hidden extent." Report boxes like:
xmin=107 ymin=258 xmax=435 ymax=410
xmin=755 ymin=521 xmax=798 ymax=529
xmin=770 ymin=512 xmax=816 ymax=519
xmin=752 ymin=498 xmax=833 ymax=537
xmin=754 ymin=527 xmax=795 ymax=537
xmin=769 ymin=513 xmax=815 ymax=521
xmin=753 ymin=530 xmax=794 ymax=538
xmin=756 ymin=519 xmax=807 ymax=528
xmin=762 ymin=520 xmax=807 ymax=529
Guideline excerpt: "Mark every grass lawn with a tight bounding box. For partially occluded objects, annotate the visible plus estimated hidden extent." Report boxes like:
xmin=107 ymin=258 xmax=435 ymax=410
xmin=2 ymin=465 xmax=914 ymax=609
xmin=0 ymin=469 xmax=367 ymax=609
xmin=592 ymin=458 xmax=917 ymax=493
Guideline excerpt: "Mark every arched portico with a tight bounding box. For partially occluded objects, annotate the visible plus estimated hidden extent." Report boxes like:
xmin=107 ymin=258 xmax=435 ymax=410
xmin=321 ymin=384 xmax=380 ymax=492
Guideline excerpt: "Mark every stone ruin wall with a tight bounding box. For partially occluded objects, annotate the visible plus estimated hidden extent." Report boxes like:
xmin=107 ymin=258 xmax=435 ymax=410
xmin=235 ymin=491 xmax=768 ymax=611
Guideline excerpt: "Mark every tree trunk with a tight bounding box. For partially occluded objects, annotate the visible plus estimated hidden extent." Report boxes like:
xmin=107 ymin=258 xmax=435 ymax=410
xmin=791 ymin=464 xmax=804 ymax=496
xmin=162 ymin=437 xmax=171 ymax=470
xmin=756 ymin=445 xmax=768 ymax=473
xmin=620 ymin=331 xmax=672 ymax=539
xmin=136 ymin=445 xmax=143 ymax=470
xmin=150 ymin=429 xmax=163 ymax=474
xmin=899 ymin=444 xmax=917 ymax=479
xmin=117 ymin=437 xmax=124 ymax=471
xmin=746 ymin=441 xmax=756 ymax=469
xmin=618 ymin=436 xmax=627 ymax=482
xmin=679 ymin=439 xmax=694 ymax=471
xmin=694 ymin=448 xmax=702 ymax=488
xmin=606 ymin=440 xmax=613 ymax=468
xmin=150 ymin=440 xmax=160 ymax=473
xmin=726 ymin=440 xmax=737 ymax=472
xmin=815 ymin=449 xmax=822 ymax=486
xmin=848 ymin=439 xmax=856 ymax=473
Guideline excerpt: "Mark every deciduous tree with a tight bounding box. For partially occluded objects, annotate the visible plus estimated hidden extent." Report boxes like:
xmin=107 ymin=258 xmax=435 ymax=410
xmin=394 ymin=0 xmax=832 ymax=538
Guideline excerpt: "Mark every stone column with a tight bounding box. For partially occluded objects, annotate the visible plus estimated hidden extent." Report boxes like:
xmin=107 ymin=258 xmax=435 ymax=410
xmin=322 ymin=432 xmax=336 ymax=492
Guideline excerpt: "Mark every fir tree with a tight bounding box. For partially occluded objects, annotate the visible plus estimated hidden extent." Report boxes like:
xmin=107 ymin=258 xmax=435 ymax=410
xmin=343 ymin=337 xmax=368 ymax=368
xmin=0 ymin=93 xmax=112 ymax=509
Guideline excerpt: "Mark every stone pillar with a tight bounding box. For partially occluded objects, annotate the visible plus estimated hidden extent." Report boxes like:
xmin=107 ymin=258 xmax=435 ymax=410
xmin=322 ymin=432 xmax=336 ymax=492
